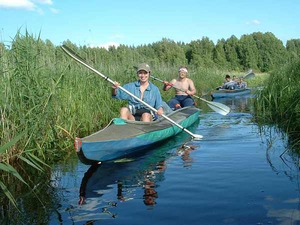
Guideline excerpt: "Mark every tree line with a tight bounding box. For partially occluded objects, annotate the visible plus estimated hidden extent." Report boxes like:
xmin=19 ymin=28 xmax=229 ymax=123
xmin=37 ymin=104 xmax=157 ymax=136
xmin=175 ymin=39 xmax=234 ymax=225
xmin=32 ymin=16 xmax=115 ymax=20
xmin=2 ymin=31 xmax=300 ymax=74
xmin=62 ymin=31 xmax=299 ymax=73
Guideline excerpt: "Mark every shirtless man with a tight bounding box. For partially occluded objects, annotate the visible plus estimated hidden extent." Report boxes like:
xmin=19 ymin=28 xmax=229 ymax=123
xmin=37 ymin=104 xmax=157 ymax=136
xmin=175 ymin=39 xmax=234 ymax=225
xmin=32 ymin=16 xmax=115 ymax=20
xmin=163 ymin=66 xmax=196 ymax=110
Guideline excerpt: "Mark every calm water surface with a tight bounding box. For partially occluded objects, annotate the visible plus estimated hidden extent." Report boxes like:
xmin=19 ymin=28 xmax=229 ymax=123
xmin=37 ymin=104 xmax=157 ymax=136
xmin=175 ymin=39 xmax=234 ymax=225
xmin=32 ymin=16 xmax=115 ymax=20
xmin=50 ymin=95 xmax=300 ymax=225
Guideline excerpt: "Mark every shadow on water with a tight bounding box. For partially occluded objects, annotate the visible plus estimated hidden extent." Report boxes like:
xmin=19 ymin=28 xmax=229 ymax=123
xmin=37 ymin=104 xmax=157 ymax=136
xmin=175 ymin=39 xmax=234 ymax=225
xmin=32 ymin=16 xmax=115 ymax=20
xmin=70 ymin=122 xmax=199 ymax=223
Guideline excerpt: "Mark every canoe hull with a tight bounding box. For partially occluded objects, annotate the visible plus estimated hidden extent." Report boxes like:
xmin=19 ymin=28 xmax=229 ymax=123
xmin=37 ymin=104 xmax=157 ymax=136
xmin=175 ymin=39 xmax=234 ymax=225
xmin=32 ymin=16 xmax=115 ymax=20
xmin=76 ymin=107 xmax=200 ymax=163
xmin=211 ymin=88 xmax=251 ymax=98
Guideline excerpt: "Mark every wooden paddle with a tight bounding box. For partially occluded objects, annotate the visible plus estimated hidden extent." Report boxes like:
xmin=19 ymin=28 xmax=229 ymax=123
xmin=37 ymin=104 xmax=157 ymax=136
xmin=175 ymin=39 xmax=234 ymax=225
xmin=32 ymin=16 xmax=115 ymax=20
xmin=150 ymin=75 xmax=231 ymax=116
xmin=61 ymin=45 xmax=203 ymax=140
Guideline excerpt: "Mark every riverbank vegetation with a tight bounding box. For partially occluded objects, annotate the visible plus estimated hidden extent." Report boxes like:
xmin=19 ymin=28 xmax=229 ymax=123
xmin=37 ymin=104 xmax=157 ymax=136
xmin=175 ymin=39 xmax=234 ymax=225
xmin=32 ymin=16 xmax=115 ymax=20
xmin=254 ymin=59 xmax=300 ymax=150
xmin=1 ymin=30 xmax=300 ymax=209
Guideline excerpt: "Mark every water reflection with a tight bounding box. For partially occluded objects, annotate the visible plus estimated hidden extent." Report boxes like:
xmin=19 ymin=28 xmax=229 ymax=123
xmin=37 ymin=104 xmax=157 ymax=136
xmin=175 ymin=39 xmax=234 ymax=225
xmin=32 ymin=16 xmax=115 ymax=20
xmin=259 ymin=124 xmax=300 ymax=177
xmin=212 ymin=94 xmax=254 ymax=113
xmin=78 ymin=158 xmax=167 ymax=207
xmin=258 ymin=125 xmax=300 ymax=224
xmin=176 ymin=144 xmax=197 ymax=167
xmin=74 ymin=131 xmax=197 ymax=222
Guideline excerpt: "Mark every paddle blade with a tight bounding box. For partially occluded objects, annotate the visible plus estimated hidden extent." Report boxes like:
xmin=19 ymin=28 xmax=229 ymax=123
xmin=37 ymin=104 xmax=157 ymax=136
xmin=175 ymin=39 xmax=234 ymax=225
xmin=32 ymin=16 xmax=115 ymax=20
xmin=207 ymin=101 xmax=231 ymax=116
xmin=192 ymin=134 xmax=204 ymax=141
xmin=244 ymin=72 xmax=255 ymax=79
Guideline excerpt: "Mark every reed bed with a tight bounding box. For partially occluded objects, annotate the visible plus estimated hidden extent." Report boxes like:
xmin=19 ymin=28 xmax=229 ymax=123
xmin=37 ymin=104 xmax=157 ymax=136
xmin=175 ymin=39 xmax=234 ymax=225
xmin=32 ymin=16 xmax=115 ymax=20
xmin=254 ymin=59 xmax=300 ymax=149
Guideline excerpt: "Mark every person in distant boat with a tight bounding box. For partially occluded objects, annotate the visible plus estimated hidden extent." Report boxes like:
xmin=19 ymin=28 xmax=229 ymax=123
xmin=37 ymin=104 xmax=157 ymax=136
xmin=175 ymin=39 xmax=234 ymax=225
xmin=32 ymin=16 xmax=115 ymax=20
xmin=237 ymin=77 xmax=247 ymax=89
xmin=219 ymin=74 xmax=237 ymax=90
xmin=112 ymin=63 xmax=164 ymax=122
xmin=163 ymin=66 xmax=196 ymax=110
xmin=224 ymin=74 xmax=232 ymax=83
xmin=216 ymin=74 xmax=231 ymax=90
xmin=233 ymin=75 xmax=239 ymax=83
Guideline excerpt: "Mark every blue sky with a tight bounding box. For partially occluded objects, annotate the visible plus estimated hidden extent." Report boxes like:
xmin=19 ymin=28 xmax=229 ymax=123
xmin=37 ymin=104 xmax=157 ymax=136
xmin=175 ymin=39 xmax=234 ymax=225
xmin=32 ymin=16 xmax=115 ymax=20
xmin=0 ymin=0 xmax=299 ymax=49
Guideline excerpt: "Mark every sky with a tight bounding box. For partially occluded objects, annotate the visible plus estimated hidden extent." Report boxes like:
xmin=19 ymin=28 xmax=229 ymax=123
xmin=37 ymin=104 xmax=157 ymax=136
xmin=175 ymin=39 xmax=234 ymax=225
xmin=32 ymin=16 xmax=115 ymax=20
xmin=0 ymin=0 xmax=299 ymax=49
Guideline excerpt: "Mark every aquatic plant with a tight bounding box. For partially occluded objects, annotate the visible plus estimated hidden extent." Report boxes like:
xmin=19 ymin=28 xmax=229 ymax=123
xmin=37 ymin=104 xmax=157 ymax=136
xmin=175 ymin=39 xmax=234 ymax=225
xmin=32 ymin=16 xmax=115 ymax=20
xmin=254 ymin=59 xmax=300 ymax=150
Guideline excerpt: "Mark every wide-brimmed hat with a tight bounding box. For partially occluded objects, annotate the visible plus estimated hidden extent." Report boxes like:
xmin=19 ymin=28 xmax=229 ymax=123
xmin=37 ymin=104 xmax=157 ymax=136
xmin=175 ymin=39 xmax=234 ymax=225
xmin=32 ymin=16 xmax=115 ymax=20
xmin=137 ymin=63 xmax=151 ymax=73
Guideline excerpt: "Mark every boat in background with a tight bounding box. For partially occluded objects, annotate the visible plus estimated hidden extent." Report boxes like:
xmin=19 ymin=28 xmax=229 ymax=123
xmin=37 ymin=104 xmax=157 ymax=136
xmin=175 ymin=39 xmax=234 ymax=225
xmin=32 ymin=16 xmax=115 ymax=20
xmin=75 ymin=106 xmax=200 ymax=164
xmin=211 ymin=88 xmax=251 ymax=99
xmin=211 ymin=70 xmax=255 ymax=99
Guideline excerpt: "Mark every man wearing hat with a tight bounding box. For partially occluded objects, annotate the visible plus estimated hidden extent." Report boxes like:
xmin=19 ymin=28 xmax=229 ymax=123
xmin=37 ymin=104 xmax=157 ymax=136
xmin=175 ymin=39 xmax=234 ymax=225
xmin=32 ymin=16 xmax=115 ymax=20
xmin=112 ymin=63 xmax=164 ymax=122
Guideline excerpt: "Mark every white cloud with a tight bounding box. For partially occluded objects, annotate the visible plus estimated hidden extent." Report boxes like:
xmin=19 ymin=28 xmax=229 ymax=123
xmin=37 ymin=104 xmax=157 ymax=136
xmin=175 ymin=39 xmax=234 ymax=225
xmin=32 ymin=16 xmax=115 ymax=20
xmin=252 ymin=19 xmax=261 ymax=25
xmin=0 ymin=0 xmax=36 ymax=10
xmin=0 ymin=0 xmax=55 ymax=13
xmin=33 ymin=0 xmax=53 ymax=4
xmin=246 ymin=19 xmax=261 ymax=25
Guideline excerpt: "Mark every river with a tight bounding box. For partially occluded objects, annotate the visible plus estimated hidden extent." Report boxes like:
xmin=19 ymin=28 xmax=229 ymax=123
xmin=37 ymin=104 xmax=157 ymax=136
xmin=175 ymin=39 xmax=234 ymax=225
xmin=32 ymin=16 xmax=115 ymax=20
xmin=6 ymin=94 xmax=300 ymax=225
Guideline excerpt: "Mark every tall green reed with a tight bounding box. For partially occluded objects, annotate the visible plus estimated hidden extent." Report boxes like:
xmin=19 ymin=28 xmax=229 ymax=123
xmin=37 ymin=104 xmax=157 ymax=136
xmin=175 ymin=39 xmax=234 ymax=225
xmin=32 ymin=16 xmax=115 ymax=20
xmin=254 ymin=59 xmax=300 ymax=148
xmin=1 ymin=34 xmax=124 ymax=162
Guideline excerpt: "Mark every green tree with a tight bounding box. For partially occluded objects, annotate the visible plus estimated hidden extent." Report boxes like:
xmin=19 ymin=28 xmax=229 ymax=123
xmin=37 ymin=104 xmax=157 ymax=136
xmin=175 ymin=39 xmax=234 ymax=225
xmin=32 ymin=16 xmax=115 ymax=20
xmin=252 ymin=32 xmax=287 ymax=72
xmin=187 ymin=37 xmax=215 ymax=68
xmin=152 ymin=38 xmax=187 ymax=66
xmin=224 ymin=35 xmax=241 ymax=71
xmin=286 ymin=39 xmax=300 ymax=61
xmin=238 ymin=34 xmax=259 ymax=71
xmin=213 ymin=38 xmax=228 ymax=69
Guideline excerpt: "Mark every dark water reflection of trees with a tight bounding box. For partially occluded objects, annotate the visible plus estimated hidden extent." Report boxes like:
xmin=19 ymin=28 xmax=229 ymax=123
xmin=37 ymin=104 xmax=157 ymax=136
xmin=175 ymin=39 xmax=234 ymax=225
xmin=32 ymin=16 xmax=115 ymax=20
xmin=258 ymin=124 xmax=300 ymax=182
xmin=0 ymin=164 xmax=60 ymax=225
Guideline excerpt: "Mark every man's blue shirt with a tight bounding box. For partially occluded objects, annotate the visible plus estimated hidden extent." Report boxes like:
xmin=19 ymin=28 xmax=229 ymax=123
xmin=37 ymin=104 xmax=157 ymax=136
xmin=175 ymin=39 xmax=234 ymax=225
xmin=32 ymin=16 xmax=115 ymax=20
xmin=113 ymin=81 xmax=163 ymax=110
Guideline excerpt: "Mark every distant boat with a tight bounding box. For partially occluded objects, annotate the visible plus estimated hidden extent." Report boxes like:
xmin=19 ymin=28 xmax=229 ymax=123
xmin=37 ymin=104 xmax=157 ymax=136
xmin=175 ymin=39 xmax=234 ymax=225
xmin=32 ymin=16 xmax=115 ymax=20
xmin=75 ymin=106 xmax=200 ymax=164
xmin=211 ymin=88 xmax=251 ymax=99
